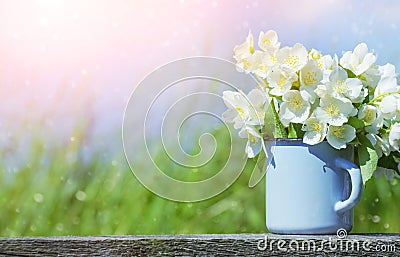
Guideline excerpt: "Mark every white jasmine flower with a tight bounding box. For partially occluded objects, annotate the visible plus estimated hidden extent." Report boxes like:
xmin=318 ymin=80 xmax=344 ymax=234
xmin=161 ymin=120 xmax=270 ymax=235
xmin=321 ymin=54 xmax=340 ymax=85
xmin=326 ymin=125 xmax=356 ymax=149
xmin=258 ymin=30 xmax=280 ymax=54
xmin=277 ymin=43 xmax=308 ymax=72
xmin=358 ymin=104 xmax=383 ymax=134
xmin=308 ymin=48 xmax=334 ymax=73
xmin=319 ymin=54 xmax=335 ymax=82
xmin=323 ymin=67 xmax=364 ymax=103
xmin=299 ymin=60 xmax=323 ymax=103
xmin=380 ymin=63 xmax=397 ymax=78
xmin=363 ymin=64 xmax=381 ymax=90
xmin=340 ymin=43 xmax=377 ymax=76
xmin=279 ymin=90 xmax=310 ymax=126
xmin=369 ymin=134 xmax=391 ymax=157
xmin=222 ymin=89 xmax=267 ymax=129
xmin=315 ymin=57 xmax=339 ymax=98
xmin=229 ymin=29 xmax=400 ymax=171
xmin=308 ymin=48 xmax=323 ymax=60
xmin=222 ymin=91 xmax=250 ymax=129
xmin=358 ymin=104 xmax=377 ymax=123
xmin=234 ymin=31 xmax=254 ymax=73
xmin=377 ymin=134 xmax=392 ymax=157
xmin=267 ymin=68 xmax=297 ymax=96
xmin=246 ymin=88 xmax=268 ymax=124
xmin=234 ymin=31 xmax=254 ymax=60
xmin=251 ymin=50 xmax=275 ymax=79
xmin=245 ymin=126 xmax=263 ymax=158
xmin=320 ymin=54 xmax=334 ymax=69
xmin=314 ymin=96 xmax=356 ymax=126
xmin=314 ymin=84 xmax=328 ymax=99
xmin=239 ymin=125 xmax=264 ymax=158
xmin=374 ymin=63 xmax=398 ymax=98
xmin=302 ymin=116 xmax=328 ymax=145
xmin=380 ymin=94 xmax=400 ymax=120
xmin=389 ymin=123 xmax=400 ymax=151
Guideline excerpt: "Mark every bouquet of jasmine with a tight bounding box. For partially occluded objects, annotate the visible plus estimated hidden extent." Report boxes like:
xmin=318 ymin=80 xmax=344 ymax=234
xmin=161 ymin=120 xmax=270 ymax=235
xmin=222 ymin=30 xmax=400 ymax=184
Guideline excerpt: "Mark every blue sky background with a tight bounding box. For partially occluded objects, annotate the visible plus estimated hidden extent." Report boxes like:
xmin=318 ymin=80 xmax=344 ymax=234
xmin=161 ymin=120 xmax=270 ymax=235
xmin=1 ymin=0 xmax=400 ymax=163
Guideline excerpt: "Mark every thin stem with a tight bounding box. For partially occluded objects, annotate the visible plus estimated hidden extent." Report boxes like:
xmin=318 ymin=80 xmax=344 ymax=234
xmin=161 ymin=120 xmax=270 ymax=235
xmin=369 ymin=90 xmax=399 ymax=105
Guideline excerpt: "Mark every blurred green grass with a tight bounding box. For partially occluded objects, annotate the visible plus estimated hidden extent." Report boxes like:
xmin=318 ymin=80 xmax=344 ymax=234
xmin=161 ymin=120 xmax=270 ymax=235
xmin=0 ymin=125 xmax=399 ymax=236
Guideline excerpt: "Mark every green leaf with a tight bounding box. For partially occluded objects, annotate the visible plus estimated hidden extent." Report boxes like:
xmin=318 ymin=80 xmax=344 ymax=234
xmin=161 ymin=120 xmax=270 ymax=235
xmin=248 ymin=149 xmax=267 ymax=188
xmin=348 ymin=136 xmax=361 ymax=145
xmin=287 ymin=123 xmax=304 ymax=138
xmin=288 ymin=123 xmax=297 ymax=138
xmin=348 ymin=117 xmax=366 ymax=130
xmin=295 ymin=123 xmax=305 ymax=138
xmin=343 ymin=67 xmax=356 ymax=78
xmin=358 ymin=135 xmax=379 ymax=185
xmin=262 ymin=101 xmax=275 ymax=140
xmin=270 ymin=101 xmax=287 ymax=138
xmin=256 ymin=148 xmax=267 ymax=172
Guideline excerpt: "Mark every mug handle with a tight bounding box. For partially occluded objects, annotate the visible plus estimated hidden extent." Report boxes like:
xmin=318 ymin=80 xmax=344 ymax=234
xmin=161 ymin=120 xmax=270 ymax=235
xmin=333 ymin=157 xmax=363 ymax=214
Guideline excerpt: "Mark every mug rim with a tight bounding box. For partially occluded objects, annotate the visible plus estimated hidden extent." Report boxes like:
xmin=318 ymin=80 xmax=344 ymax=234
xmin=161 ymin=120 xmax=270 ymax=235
xmin=264 ymin=138 xmax=303 ymax=142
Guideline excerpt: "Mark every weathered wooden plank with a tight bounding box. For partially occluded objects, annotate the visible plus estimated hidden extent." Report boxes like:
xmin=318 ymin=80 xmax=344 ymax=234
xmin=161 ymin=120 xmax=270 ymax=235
xmin=0 ymin=234 xmax=399 ymax=257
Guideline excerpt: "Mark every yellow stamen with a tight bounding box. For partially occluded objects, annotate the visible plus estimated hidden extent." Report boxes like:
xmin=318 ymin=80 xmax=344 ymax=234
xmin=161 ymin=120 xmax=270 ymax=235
xmin=335 ymin=80 xmax=349 ymax=94
xmin=311 ymin=51 xmax=322 ymax=60
xmin=278 ymin=76 xmax=287 ymax=86
xmin=249 ymin=46 xmax=254 ymax=54
xmin=325 ymin=103 xmax=339 ymax=117
xmin=288 ymin=95 xmax=304 ymax=111
xmin=285 ymin=55 xmax=300 ymax=69
xmin=303 ymin=71 xmax=318 ymax=85
xmin=311 ymin=120 xmax=322 ymax=132
xmin=258 ymin=63 xmax=269 ymax=72
xmin=248 ymin=133 xmax=257 ymax=143
xmin=242 ymin=59 xmax=251 ymax=69
xmin=263 ymin=38 xmax=271 ymax=45
xmin=236 ymin=107 xmax=245 ymax=117
xmin=364 ymin=109 xmax=375 ymax=122
xmin=331 ymin=126 xmax=345 ymax=139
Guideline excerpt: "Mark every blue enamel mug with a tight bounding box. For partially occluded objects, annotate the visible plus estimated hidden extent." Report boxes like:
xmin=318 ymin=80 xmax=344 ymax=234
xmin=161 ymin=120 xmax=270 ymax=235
xmin=266 ymin=139 xmax=363 ymax=234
